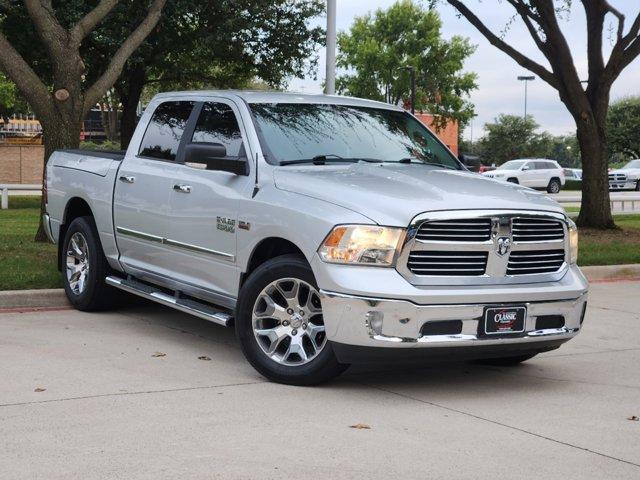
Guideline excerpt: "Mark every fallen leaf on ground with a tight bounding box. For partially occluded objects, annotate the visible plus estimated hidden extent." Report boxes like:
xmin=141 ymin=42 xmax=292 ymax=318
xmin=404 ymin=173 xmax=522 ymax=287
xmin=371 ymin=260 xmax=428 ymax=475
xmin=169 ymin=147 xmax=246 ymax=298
xmin=34 ymin=387 xmax=46 ymax=392
xmin=628 ymin=415 xmax=639 ymax=421
xmin=198 ymin=356 xmax=212 ymax=361
xmin=349 ymin=423 xmax=371 ymax=430
xmin=151 ymin=352 xmax=166 ymax=357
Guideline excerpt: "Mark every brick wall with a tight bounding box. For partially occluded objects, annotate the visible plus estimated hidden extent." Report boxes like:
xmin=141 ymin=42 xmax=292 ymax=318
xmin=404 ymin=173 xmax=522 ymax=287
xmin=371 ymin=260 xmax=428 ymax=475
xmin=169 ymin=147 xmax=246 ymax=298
xmin=414 ymin=113 xmax=459 ymax=156
xmin=0 ymin=145 xmax=45 ymax=184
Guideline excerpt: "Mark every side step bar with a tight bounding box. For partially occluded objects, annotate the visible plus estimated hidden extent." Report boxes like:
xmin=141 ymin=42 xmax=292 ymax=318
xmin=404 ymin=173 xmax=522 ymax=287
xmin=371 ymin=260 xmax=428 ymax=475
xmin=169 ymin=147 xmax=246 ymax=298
xmin=105 ymin=276 xmax=233 ymax=327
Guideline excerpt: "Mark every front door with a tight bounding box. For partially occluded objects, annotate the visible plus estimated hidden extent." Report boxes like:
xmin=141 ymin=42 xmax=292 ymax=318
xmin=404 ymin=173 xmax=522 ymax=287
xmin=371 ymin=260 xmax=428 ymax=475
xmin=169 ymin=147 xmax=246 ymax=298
xmin=164 ymin=100 xmax=254 ymax=302
xmin=113 ymin=100 xmax=194 ymax=278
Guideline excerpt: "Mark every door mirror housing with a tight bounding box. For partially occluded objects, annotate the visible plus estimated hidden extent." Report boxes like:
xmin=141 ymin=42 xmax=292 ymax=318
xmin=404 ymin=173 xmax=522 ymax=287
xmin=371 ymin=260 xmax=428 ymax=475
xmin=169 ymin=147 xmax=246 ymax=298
xmin=183 ymin=142 xmax=249 ymax=175
xmin=522 ymin=164 xmax=531 ymax=171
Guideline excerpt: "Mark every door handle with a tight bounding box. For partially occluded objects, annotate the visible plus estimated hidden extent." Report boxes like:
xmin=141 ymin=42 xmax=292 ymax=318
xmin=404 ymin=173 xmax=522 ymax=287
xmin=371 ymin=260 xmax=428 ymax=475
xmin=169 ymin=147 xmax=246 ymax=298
xmin=119 ymin=175 xmax=135 ymax=184
xmin=173 ymin=184 xmax=192 ymax=193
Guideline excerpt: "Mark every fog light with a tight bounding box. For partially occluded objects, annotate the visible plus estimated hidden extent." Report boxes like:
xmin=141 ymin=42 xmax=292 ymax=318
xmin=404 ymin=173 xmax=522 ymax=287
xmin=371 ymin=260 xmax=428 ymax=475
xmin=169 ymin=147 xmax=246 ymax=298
xmin=366 ymin=311 xmax=384 ymax=335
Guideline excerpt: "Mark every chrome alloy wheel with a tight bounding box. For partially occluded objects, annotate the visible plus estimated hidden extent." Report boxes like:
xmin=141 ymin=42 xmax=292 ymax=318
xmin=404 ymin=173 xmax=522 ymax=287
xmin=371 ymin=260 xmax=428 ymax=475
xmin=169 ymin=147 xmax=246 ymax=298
xmin=66 ymin=232 xmax=90 ymax=295
xmin=252 ymin=278 xmax=327 ymax=366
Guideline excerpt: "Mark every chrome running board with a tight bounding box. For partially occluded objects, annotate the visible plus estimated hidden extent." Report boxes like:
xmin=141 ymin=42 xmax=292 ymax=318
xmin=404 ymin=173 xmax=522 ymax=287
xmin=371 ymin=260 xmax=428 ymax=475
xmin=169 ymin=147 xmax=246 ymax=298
xmin=105 ymin=275 xmax=233 ymax=327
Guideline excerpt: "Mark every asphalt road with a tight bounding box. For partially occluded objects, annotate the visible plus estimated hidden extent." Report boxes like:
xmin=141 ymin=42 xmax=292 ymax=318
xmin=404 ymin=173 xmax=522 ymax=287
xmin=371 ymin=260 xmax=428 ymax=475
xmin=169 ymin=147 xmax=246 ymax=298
xmin=1 ymin=281 xmax=639 ymax=479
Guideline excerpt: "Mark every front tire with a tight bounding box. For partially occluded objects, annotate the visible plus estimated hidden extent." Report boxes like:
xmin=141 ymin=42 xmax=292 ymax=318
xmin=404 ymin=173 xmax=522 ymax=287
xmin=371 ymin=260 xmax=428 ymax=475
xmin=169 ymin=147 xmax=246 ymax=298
xmin=547 ymin=178 xmax=561 ymax=194
xmin=635 ymin=181 xmax=640 ymax=192
xmin=61 ymin=216 xmax=115 ymax=311
xmin=507 ymin=177 xmax=519 ymax=184
xmin=236 ymin=254 xmax=348 ymax=385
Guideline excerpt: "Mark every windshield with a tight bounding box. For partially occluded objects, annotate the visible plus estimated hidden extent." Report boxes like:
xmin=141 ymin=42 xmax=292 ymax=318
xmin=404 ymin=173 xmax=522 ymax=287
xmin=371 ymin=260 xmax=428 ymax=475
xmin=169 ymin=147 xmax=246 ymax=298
xmin=497 ymin=160 xmax=526 ymax=171
xmin=249 ymin=103 xmax=462 ymax=169
xmin=623 ymin=159 xmax=640 ymax=169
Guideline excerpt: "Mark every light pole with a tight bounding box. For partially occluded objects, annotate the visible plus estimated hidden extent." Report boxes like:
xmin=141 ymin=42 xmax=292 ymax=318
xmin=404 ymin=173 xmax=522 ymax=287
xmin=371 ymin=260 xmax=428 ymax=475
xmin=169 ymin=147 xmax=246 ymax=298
xmin=325 ymin=0 xmax=337 ymax=95
xmin=517 ymin=75 xmax=535 ymax=119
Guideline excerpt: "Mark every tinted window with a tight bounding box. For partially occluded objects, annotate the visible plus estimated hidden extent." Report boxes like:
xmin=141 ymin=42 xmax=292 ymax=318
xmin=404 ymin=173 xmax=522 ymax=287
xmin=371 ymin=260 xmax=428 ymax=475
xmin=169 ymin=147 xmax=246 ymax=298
xmin=534 ymin=161 xmax=549 ymax=170
xmin=192 ymin=103 xmax=243 ymax=156
xmin=139 ymin=101 xmax=194 ymax=160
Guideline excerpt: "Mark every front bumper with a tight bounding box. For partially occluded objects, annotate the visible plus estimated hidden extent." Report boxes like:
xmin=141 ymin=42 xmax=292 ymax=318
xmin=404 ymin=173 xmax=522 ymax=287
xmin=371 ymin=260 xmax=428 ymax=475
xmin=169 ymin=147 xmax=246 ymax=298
xmin=42 ymin=213 xmax=55 ymax=243
xmin=609 ymin=180 xmax=637 ymax=190
xmin=315 ymin=260 xmax=588 ymax=361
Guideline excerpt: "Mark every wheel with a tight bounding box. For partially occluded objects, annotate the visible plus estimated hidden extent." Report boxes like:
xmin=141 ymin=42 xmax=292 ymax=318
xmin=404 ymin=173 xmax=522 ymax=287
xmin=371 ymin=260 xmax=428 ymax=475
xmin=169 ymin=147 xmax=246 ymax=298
xmin=635 ymin=180 xmax=640 ymax=192
xmin=507 ymin=177 xmax=519 ymax=184
xmin=547 ymin=178 xmax=561 ymax=194
xmin=62 ymin=216 xmax=115 ymax=311
xmin=475 ymin=353 xmax=538 ymax=366
xmin=236 ymin=254 xmax=348 ymax=385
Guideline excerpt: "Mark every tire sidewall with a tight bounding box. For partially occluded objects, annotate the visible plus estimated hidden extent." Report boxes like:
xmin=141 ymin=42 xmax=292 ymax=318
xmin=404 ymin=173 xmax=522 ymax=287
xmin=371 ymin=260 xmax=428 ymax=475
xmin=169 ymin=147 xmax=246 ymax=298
xmin=236 ymin=254 xmax=346 ymax=385
xmin=548 ymin=178 xmax=560 ymax=193
xmin=62 ymin=217 xmax=105 ymax=310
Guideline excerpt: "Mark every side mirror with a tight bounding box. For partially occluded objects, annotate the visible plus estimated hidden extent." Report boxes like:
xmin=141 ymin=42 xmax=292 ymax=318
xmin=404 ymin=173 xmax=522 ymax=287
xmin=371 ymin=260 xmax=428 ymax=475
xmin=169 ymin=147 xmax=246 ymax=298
xmin=522 ymin=165 xmax=531 ymax=171
xmin=183 ymin=142 xmax=249 ymax=176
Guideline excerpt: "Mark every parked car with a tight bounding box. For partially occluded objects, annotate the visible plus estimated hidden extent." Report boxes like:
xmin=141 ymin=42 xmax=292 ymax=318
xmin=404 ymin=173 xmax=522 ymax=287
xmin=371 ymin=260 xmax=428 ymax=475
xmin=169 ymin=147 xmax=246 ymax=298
xmin=458 ymin=153 xmax=482 ymax=172
xmin=482 ymin=159 xmax=565 ymax=193
xmin=43 ymin=91 xmax=588 ymax=385
xmin=609 ymin=159 xmax=640 ymax=191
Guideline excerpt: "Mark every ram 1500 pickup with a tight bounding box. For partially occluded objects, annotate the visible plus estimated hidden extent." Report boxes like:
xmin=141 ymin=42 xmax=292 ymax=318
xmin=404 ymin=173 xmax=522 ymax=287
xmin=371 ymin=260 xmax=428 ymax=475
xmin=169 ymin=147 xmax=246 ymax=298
xmin=43 ymin=91 xmax=588 ymax=385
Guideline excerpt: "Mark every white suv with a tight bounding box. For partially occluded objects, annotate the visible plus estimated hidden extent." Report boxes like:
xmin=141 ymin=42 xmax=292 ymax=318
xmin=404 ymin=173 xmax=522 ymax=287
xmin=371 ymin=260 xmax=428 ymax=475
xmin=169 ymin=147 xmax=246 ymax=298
xmin=483 ymin=159 xmax=565 ymax=193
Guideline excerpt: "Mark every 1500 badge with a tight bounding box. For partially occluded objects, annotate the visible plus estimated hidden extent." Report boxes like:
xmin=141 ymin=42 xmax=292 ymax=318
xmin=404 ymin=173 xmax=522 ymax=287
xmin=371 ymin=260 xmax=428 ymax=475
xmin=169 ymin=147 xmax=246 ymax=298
xmin=216 ymin=217 xmax=235 ymax=233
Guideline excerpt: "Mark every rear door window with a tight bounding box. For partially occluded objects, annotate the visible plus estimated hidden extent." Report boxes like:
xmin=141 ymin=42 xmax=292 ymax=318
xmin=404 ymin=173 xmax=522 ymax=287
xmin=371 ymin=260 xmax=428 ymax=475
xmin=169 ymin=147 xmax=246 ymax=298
xmin=139 ymin=101 xmax=194 ymax=160
xmin=191 ymin=102 xmax=244 ymax=156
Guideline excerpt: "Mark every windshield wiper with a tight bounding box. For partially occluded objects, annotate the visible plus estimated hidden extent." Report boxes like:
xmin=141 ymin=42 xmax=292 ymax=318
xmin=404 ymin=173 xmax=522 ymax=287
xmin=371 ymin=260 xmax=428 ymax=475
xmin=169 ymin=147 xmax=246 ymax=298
xmin=280 ymin=155 xmax=383 ymax=166
xmin=396 ymin=157 xmax=457 ymax=170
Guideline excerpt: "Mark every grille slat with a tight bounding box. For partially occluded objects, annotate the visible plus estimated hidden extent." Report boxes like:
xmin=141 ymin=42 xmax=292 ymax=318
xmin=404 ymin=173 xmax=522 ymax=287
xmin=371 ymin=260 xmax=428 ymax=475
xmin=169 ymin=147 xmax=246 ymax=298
xmin=416 ymin=218 xmax=491 ymax=242
xmin=507 ymin=249 xmax=565 ymax=275
xmin=512 ymin=217 xmax=564 ymax=242
xmin=408 ymin=251 xmax=488 ymax=276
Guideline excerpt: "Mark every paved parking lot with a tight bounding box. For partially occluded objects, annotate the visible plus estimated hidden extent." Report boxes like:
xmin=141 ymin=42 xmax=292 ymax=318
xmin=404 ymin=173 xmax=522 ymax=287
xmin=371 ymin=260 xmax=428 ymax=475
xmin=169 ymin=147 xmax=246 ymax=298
xmin=1 ymin=281 xmax=639 ymax=479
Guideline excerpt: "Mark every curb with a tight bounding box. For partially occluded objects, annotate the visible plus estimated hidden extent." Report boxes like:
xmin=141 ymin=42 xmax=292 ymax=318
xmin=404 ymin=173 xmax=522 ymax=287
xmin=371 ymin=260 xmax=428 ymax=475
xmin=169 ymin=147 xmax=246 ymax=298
xmin=0 ymin=288 xmax=69 ymax=310
xmin=579 ymin=264 xmax=640 ymax=282
xmin=1 ymin=265 xmax=639 ymax=310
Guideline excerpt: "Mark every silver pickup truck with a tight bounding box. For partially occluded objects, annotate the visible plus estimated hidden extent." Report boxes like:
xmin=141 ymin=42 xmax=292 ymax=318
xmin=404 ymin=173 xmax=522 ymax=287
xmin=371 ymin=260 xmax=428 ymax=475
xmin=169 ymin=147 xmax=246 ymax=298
xmin=43 ymin=91 xmax=588 ymax=385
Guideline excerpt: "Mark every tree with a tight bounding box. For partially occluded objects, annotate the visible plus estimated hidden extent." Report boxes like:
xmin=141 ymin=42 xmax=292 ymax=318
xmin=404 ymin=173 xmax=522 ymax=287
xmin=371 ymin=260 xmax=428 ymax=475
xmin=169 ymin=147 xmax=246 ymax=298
xmin=444 ymin=0 xmax=640 ymax=229
xmin=0 ymin=0 xmax=167 ymax=240
xmin=607 ymin=96 xmax=640 ymax=161
xmin=480 ymin=114 xmax=548 ymax=163
xmin=337 ymin=0 xmax=477 ymax=128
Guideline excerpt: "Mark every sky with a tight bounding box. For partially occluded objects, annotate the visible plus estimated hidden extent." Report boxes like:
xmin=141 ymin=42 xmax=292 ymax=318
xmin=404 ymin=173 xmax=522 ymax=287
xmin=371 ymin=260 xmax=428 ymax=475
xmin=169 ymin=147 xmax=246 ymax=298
xmin=288 ymin=0 xmax=640 ymax=140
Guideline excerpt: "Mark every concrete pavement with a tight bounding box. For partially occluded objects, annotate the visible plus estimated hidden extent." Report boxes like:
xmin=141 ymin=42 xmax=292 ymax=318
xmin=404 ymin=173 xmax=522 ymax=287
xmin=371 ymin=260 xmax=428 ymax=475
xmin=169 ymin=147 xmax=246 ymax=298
xmin=1 ymin=281 xmax=639 ymax=479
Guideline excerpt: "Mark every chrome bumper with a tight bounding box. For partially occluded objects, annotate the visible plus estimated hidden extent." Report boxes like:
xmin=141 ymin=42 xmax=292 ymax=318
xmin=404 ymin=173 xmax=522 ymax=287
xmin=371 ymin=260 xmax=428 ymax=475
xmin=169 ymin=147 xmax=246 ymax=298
xmin=320 ymin=290 xmax=587 ymax=349
xmin=42 ymin=213 xmax=55 ymax=243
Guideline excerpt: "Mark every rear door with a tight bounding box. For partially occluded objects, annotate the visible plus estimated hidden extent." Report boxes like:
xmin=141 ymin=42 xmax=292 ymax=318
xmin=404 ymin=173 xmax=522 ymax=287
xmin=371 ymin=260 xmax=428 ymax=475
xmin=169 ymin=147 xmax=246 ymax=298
xmin=113 ymin=100 xmax=195 ymax=278
xmin=163 ymin=99 xmax=254 ymax=300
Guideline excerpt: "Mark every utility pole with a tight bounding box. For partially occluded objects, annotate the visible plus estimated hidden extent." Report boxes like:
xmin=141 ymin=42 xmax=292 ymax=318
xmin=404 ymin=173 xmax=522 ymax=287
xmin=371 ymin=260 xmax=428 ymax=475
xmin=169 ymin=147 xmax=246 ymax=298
xmin=517 ymin=75 xmax=535 ymax=118
xmin=325 ymin=0 xmax=337 ymax=95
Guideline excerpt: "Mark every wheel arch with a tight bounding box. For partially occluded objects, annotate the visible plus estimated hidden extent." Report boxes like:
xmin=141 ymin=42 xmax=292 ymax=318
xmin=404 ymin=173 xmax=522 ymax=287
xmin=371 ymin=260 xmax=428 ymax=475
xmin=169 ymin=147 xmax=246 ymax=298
xmin=240 ymin=237 xmax=307 ymax=289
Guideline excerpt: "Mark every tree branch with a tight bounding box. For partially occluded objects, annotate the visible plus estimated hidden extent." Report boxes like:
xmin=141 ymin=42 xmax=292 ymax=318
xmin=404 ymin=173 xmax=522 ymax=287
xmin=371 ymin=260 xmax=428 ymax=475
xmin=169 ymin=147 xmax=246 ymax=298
xmin=83 ymin=0 xmax=167 ymax=113
xmin=446 ymin=0 xmax=559 ymax=89
xmin=70 ymin=0 xmax=120 ymax=45
xmin=0 ymin=31 xmax=53 ymax=119
xmin=23 ymin=0 xmax=67 ymax=57
xmin=505 ymin=0 xmax=547 ymax=53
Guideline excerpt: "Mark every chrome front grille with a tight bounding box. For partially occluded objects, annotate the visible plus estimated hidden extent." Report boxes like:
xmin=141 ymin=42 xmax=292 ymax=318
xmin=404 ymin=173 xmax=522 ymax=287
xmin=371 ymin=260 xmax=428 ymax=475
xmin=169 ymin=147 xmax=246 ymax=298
xmin=407 ymin=251 xmax=488 ymax=276
xmin=507 ymin=250 xmax=565 ymax=275
xmin=399 ymin=210 xmax=569 ymax=285
xmin=415 ymin=218 xmax=491 ymax=242
xmin=609 ymin=173 xmax=627 ymax=182
xmin=512 ymin=217 xmax=564 ymax=242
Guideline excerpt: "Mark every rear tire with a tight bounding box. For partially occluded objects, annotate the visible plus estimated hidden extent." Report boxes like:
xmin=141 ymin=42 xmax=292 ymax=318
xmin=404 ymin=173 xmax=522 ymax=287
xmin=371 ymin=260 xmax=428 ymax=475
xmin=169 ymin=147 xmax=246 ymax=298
xmin=547 ymin=178 xmax=561 ymax=194
xmin=475 ymin=353 xmax=538 ymax=366
xmin=236 ymin=254 xmax=348 ymax=385
xmin=61 ymin=216 xmax=115 ymax=311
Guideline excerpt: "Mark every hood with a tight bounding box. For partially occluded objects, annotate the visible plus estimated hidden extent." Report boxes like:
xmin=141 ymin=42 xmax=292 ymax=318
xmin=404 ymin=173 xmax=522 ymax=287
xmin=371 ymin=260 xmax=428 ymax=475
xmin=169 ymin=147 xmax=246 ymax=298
xmin=274 ymin=163 xmax=564 ymax=226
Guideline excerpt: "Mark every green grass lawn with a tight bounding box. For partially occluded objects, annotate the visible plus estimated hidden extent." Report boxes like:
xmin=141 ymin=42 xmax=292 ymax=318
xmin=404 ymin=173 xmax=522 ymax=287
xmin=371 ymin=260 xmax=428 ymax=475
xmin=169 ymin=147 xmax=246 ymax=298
xmin=1 ymin=196 xmax=639 ymax=290
xmin=0 ymin=196 xmax=61 ymax=290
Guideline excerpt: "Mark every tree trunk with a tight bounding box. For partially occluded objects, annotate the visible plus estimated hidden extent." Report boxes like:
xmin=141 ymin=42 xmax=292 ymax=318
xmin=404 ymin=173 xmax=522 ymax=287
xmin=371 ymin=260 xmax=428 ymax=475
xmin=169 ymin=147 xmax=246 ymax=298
xmin=34 ymin=112 xmax=82 ymax=242
xmin=119 ymin=65 xmax=146 ymax=150
xmin=575 ymin=122 xmax=614 ymax=229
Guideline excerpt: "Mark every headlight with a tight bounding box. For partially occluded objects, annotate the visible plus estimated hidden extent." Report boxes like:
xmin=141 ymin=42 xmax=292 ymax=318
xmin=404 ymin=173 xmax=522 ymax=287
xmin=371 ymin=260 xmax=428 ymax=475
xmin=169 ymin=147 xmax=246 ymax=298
xmin=318 ymin=225 xmax=406 ymax=266
xmin=568 ymin=218 xmax=578 ymax=264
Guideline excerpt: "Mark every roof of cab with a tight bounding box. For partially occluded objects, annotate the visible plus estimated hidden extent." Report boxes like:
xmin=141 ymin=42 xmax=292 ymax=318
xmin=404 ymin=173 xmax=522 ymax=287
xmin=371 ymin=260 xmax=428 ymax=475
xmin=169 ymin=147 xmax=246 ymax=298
xmin=153 ymin=90 xmax=402 ymax=111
